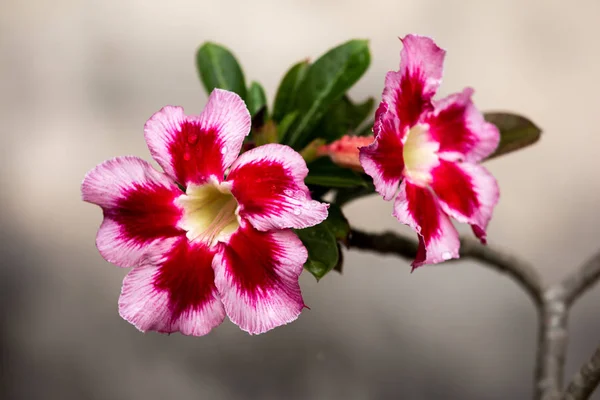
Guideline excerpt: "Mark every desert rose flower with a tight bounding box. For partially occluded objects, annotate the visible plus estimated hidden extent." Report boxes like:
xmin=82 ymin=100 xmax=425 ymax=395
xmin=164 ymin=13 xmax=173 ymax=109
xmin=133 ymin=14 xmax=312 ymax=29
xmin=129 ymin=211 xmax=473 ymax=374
xmin=82 ymin=89 xmax=328 ymax=335
xmin=359 ymin=35 xmax=500 ymax=268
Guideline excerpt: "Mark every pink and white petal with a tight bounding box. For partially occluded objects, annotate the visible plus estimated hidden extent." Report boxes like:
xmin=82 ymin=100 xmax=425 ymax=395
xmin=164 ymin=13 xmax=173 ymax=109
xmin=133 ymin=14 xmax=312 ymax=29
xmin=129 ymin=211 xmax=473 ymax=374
xmin=81 ymin=156 xmax=183 ymax=267
xmin=430 ymin=160 xmax=499 ymax=243
xmin=427 ymin=88 xmax=500 ymax=162
xmin=393 ymin=180 xmax=460 ymax=268
xmin=399 ymin=34 xmax=446 ymax=95
xmin=379 ymin=35 xmax=446 ymax=131
xmin=144 ymin=89 xmax=251 ymax=186
xmin=213 ymin=225 xmax=307 ymax=335
xmin=227 ymin=144 xmax=328 ymax=231
xmin=119 ymin=238 xmax=225 ymax=336
xmin=359 ymin=116 xmax=405 ymax=201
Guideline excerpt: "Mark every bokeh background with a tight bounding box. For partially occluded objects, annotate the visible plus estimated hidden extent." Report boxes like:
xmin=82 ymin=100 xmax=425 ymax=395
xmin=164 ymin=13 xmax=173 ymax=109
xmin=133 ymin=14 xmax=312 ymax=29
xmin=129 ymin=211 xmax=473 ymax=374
xmin=2 ymin=0 xmax=600 ymax=399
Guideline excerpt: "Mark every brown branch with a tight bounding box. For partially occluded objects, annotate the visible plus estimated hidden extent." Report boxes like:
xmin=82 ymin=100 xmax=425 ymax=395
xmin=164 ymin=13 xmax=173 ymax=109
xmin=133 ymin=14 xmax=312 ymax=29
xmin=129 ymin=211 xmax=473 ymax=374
xmin=560 ymin=251 xmax=600 ymax=307
xmin=563 ymin=345 xmax=600 ymax=400
xmin=555 ymin=252 xmax=600 ymax=400
xmin=536 ymin=288 xmax=570 ymax=400
xmin=347 ymin=228 xmax=600 ymax=399
xmin=348 ymin=228 xmax=543 ymax=305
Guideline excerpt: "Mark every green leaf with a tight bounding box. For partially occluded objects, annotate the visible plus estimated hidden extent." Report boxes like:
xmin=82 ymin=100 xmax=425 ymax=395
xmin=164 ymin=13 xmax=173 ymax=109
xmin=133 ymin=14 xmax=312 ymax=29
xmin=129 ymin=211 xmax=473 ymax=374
xmin=305 ymin=157 xmax=368 ymax=188
xmin=247 ymin=81 xmax=268 ymax=117
xmin=333 ymin=180 xmax=376 ymax=206
xmin=295 ymin=220 xmax=339 ymax=280
xmin=484 ymin=112 xmax=542 ymax=160
xmin=296 ymin=204 xmax=351 ymax=280
xmin=284 ymin=40 xmax=371 ymax=149
xmin=272 ymin=60 xmax=309 ymax=123
xmin=196 ymin=42 xmax=247 ymax=99
xmin=277 ymin=111 xmax=299 ymax=141
xmin=307 ymin=184 xmax=331 ymax=201
xmin=313 ymin=95 xmax=375 ymax=143
xmin=323 ymin=203 xmax=350 ymax=242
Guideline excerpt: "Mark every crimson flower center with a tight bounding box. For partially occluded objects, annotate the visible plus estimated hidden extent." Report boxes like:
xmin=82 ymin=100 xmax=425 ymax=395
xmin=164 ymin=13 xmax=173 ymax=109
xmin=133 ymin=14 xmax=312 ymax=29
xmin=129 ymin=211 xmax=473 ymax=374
xmin=176 ymin=179 xmax=240 ymax=246
xmin=402 ymin=124 xmax=440 ymax=185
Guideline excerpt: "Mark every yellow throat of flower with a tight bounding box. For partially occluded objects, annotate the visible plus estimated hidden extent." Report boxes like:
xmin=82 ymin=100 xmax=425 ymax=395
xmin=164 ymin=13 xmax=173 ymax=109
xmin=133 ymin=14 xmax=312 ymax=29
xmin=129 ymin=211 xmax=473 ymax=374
xmin=176 ymin=179 xmax=240 ymax=246
xmin=402 ymin=124 xmax=440 ymax=185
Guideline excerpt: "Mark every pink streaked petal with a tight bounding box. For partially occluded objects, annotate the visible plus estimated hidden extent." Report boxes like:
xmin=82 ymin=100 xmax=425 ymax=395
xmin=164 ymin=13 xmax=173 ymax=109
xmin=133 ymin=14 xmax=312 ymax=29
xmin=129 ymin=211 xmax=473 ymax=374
xmin=427 ymin=88 xmax=500 ymax=162
xmin=144 ymin=89 xmax=251 ymax=186
xmin=213 ymin=224 xmax=307 ymax=335
xmin=227 ymin=144 xmax=328 ymax=231
xmin=399 ymin=34 xmax=446 ymax=96
xmin=359 ymin=117 xmax=405 ymax=201
xmin=379 ymin=35 xmax=446 ymax=132
xmin=393 ymin=180 xmax=460 ymax=268
xmin=118 ymin=237 xmax=225 ymax=336
xmin=430 ymin=160 xmax=499 ymax=243
xmin=81 ymin=156 xmax=183 ymax=267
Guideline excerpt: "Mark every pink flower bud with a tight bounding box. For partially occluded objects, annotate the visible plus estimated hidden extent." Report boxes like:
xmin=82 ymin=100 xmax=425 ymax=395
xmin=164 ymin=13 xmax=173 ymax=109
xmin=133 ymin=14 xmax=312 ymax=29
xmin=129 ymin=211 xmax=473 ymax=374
xmin=318 ymin=135 xmax=374 ymax=171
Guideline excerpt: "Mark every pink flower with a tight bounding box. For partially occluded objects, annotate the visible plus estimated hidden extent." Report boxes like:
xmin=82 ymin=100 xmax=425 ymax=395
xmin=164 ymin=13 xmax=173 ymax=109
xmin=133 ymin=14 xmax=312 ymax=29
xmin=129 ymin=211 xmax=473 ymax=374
xmin=317 ymin=135 xmax=375 ymax=171
xmin=82 ymin=89 xmax=329 ymax=335
xmin=359 ymin=35 xmax=500 ymax=268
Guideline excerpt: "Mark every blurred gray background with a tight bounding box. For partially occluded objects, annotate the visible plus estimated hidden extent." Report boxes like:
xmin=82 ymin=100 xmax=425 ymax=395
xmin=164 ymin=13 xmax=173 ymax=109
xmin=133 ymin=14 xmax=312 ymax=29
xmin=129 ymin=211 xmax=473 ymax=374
xmin=1 ymin=0 xmax=599 ymax=399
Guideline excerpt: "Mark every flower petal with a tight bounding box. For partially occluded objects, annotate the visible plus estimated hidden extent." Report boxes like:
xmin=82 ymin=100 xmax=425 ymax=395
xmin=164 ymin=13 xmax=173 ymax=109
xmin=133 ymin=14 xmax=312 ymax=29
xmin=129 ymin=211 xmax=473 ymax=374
xmin=380 ymin=35 xmax=446 ymax=132
xmin=393 ymin=180 xmax=460 ymax=268
xmin=427 ymin=88 xmax=500 ymax=162
xmin=144 ymin=89 xmax=251 ymax=186
xmin=227 ymin=144 xmax=328 ymax=231
xmin=119 ymin=237 xmax=225 ymax=336
xmin=213 ymin=224 xmax=307 ymax=335
xmin=359 ymin=112 xmax=405 ymax=201
xmin=430 ymin=160 xmax=499 ymax=243
xmin=81 ymin=156 xmax=183 ymax=267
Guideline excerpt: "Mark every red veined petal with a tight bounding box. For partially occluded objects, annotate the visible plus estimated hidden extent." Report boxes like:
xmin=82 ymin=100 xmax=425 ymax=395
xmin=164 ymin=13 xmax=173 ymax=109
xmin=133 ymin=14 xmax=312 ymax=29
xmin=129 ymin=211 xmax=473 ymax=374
xmin=144 ymin=89 xmax=251 ymax=186
xmin=81 ymin=156 xmax=183 ymax=267
xmin=213 ymin=224 xmax=307 ymax=335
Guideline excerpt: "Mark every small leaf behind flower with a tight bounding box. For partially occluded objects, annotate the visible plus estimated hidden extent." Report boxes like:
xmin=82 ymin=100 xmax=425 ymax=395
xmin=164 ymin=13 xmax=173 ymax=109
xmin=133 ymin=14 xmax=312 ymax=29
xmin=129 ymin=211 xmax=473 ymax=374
xmin=324 ymin=204 xmax=350 ymax=243
xmin=295 ymin=222 xmax=338 ymax=281
xmin=272 ymin=60 xmax=310 ymax=123
xmin=196 ymin=42 xmax=247 ymax=99
xmin=305 ymin=157 xmax=368 ymax=188
xmin=277 ymin=111 xmax=299 ymax=141
xmin=314 ymin=95 xmax=375 ymax=143
xmin=484 ymin=112 xmax=542 ymax=160
xmin=296 ymin=203 xmax=350 ymax=280
xmin=247 ymin=81 xmax=268 ymax=118
xmin=284 ymin=40 xmax=371 ymax=149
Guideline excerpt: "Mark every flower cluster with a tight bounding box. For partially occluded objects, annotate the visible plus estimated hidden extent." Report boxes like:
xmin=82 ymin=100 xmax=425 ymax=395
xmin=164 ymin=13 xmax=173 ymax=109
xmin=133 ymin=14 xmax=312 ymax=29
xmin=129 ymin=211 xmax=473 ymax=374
xmin=82 ymin=34 xmax=501 ymax=336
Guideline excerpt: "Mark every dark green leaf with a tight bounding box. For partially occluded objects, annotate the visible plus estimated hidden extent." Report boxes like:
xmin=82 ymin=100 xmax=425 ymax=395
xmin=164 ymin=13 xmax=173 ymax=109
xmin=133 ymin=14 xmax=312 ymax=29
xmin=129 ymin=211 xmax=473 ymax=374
xmin=307 ymin=184 xmax=331 ymax=201
xmin=305 ymin=157 xmax=368 ymax=188
xmin=284 ymin=40 xmax=371 ymax=149
xmin=277 ymin=111 xmax=299 ymax=141
xmin=333 ymin=179 xmax=376 ymax=206
xmin=333 ymin=245 xmax=344 ymax=274
xmin=196 ymin=42 xmax=247 ymax=99
xmin=272 ymin=60 xmax=309 ymax=123
xmin=247 ymin=81 xmax=267 ymax=118
xmin=313 ymin=95 xmax=375 ymax=143
xmin=323 ymin=203 xmax=350 ymax=242
xmin=251 ymin=107 xmax=267 ymax=131
xmin=484 ymin=112 xmax=542 ymax=160
xmin=295 ymin=221 xmax=339 ymax=280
